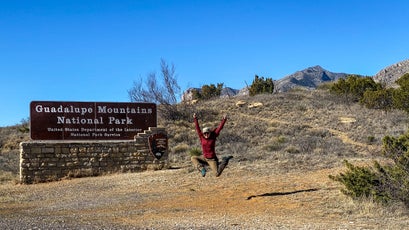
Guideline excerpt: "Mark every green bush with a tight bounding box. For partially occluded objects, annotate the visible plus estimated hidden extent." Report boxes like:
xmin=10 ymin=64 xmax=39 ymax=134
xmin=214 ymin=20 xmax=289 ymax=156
xmin=361 ymin=88 xmax=394 ymax=113
xmin=331 ymin=73 xmax=409 ymax=114
xmin=395 ymin=73 xmax=409 ymax=91
xmin=379 ymin=132 xmax=409 ymax=206
xmin=192 ymin=83 xmax=224 ymax=100
xmin=249 ymin=75 xmax=274 ymax=96
xmin=330 ymin=130 xmax=409 ymax=207
xmin=330 ymin=75 xmax=381 ymax=103
xmin=329 ymin=160 xmax=389 ymax=203
xmin=392 ymin=73 xmax=409 ymax=113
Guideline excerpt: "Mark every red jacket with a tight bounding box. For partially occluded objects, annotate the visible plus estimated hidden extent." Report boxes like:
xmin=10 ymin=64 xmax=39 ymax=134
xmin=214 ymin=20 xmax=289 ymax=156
xmin=194 ymin=117 xmax=227 ymax=159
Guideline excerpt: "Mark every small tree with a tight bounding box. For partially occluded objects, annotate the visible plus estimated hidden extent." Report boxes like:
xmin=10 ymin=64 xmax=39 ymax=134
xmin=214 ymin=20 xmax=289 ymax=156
xmin=191 ymin=83 xmax=224 ymax=100
xmin=128 ymin=59 xmax=182 ymax=120
xmin=393 ymin=73 xmax=409 ymax=113
xmin=201 ymin=83 xmax=223 ymax=100
xmin=191 ymin=88 xmax=202 ymax=100
xmin=249 ymin=75 xmax=274 ymax=96
xmin=361 ymin=88 xmax=394 ymax=113
xmin=330 ymin=75 xmax=382 ymax=104
xmin=395 ymin=73 xmax=409 ymax=91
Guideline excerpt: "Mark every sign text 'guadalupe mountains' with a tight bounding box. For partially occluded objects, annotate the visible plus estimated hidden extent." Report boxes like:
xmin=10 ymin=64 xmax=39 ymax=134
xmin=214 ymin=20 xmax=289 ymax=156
xmin=30 ymin=101 xmax=157 ymax=140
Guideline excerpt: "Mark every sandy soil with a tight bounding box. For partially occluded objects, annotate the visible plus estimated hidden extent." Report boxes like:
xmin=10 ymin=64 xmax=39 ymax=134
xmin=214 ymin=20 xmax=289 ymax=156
xmin=1 ymin=159 xmax=409 ymax=230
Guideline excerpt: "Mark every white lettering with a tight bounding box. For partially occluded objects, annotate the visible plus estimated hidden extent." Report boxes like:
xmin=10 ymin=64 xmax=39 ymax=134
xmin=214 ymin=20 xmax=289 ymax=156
xmin=108 ymin=116 xmax=133 ymax=125
xmin=57 ymin=116 xmax=104 ymax=125
xmin=97 ymin=105 xmax=153 ymax=114
xmin=34 ymin=104 xmax=93 ymax=115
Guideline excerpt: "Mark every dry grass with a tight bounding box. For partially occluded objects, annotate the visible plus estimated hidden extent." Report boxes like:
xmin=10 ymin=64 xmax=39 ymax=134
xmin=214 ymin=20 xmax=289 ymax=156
xmin=1 ymin=88 xmax=409 ymax=229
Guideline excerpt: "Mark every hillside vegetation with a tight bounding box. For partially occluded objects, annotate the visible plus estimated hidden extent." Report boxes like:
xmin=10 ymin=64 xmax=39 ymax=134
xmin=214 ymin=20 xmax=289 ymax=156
xmin=1 ymin=88 xmax=409 ymax=228
xmin=164 ymin=88 xmax=407 ymax=169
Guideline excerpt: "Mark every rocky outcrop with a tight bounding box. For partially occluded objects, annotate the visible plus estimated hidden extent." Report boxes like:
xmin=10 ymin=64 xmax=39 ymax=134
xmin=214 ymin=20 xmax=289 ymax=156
xmin=181 ymin=88 xmax=199 ymax=102
xmin=373 ymin=59 xmax=409 ymax=88
xmin=182 ymin=87 xmax=244 ymax=102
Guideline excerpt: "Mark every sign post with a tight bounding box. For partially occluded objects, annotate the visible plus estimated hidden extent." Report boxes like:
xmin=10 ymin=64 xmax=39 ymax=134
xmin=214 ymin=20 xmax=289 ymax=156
xmin=148 ymin=133 xmax=168 ymax=160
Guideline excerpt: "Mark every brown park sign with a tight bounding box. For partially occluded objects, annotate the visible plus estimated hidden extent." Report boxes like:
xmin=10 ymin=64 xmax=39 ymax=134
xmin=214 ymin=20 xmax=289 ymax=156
xmin=30 ymin=101 xmax=157 ymax=140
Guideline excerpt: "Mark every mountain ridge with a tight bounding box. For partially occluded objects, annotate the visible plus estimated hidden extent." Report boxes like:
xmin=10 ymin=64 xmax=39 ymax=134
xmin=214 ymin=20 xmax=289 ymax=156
xmin=273 ymin=65 xmax=348 ymax=93
xmin=182 ymin=59 xmax=409 ymax=101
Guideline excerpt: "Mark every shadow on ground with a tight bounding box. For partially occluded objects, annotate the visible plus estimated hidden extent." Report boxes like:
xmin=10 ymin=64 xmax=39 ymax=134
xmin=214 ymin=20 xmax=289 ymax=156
xmin=246 ymin=188 xmax=319 ymax=200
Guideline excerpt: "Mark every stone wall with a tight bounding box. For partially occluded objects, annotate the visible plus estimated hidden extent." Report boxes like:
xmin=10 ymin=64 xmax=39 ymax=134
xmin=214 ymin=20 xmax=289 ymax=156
xmin=20 ymin=127 xmax=168 ymax=184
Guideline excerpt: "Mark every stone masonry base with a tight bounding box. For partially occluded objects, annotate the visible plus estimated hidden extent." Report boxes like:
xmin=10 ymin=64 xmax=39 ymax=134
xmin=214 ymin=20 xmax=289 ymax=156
xmin=20 ymin=127 xmax=168 ymax=184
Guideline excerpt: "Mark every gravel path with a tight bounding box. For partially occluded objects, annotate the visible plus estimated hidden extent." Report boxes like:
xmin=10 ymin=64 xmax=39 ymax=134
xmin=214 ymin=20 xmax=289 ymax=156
xmin=1 ymin=161 xmax=409 ymax=229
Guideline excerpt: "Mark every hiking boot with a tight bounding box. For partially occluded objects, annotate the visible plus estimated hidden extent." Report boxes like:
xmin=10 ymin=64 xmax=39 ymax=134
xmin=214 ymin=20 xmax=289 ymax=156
xmin=222 ymin=155 xmax=233 ymax=162
xmin=217 ymin=156 xmax=233 ymax=177
xmin=197 ymin=165 xmax=206 ymax=177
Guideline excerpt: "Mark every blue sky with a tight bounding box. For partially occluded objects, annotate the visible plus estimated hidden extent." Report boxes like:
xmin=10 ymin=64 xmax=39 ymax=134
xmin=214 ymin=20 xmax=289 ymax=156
xmin=1 ymin=0 xmax=408 ymax=126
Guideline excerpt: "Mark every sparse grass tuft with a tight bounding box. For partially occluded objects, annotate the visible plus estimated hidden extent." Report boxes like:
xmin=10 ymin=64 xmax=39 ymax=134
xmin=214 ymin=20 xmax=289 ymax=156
xmin=188 ymin=147 xmax=201 ymax=157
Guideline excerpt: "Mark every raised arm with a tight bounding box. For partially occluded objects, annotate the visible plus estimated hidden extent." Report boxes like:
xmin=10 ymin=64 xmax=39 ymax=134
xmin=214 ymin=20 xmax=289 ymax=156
xmin=193 ymin=113 xmax=202 ymax=137
xmin=214 ymin=114 xmax=227 ymax=136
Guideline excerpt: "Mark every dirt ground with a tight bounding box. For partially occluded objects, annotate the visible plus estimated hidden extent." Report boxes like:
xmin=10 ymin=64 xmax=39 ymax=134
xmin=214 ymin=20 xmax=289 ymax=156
xmin=1 ymin=159 xmax=409 ymax=230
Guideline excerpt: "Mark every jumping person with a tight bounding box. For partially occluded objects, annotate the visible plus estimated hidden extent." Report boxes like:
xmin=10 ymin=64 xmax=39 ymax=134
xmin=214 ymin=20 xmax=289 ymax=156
xmin=191 ymin=113 xmax=233 ymax=177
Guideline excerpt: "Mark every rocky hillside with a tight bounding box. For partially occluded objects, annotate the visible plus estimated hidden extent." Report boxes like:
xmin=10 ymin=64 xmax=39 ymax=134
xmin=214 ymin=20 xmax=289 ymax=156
xmin=182 ymin=65 xmax=352 ymax=102
xmin=182 ymin=59 xmax=409 ymax=102
xmin=182 ymin=87 xmax=246 ymax=101
xmin=182 ymin=66 xmax=350 ymax=101
xmin=273 ymin=65 xmax=349 ymax=93
xmin=373 ymin=59 xmax=409 ymax=88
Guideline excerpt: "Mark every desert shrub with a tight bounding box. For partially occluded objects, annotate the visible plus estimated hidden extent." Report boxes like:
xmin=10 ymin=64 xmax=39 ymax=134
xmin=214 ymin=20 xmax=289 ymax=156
xmin=263 ymin=142 xmax=282 ymax=152
xmin=297 ymin=136 xmax=320 ymax=153
xmin=330 ymin=75 xmax=382 ymax=104
xmin=378 ymin=132 xmax=409 ymax=206
xmin=18 ymin=118 xmax=30 ymax=133
xmin=192 ymin=83 xmax=224 ymax=100
xmin=333 ymin=73 xmax=409 ymax=114
xmin=331 ymin=130 xmax=409 ymax=207
xmin=392 ymin=89 xmax=409 ymax=114
xmin=249 ymin=75 xmax=274 ymax=96
xmin=317 ymin=82 xmax=333 ymax=90
xmin=172 ymin=143 xmax=190 ymax=155
xmin=367 ymin=136 xmax=376 ymax=144
xmin=276 ymin=135 xmax=286 ymax=143
xmin=392 ymin=74 xmax=409 ymax=113
xmin=285 ymin=145 xmax=301 ymax=154
xmin=262 ymin=136 xmax=287 ymax=152
xmin=222 ymin=142 xmax=249 ymax=156
xmin=361 ymin=88 xmax=394 ymax=113
xmin=172 ymin=131 xmax=190 ymax=143
xmin=329 ymin=160 xmax=389 ymax=203
xmin=395 ymin=73 xmax=409 ymax=90
xmin=0 ymin=170 xmax=17 ymax=183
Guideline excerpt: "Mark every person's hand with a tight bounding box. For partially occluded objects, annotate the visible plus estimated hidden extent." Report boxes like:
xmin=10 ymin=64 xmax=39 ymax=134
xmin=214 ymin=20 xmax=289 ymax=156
xmin=223 ymin=114 xmax=228 ymax=120
xmin=193 ymin=113 xmax=197 ymax=119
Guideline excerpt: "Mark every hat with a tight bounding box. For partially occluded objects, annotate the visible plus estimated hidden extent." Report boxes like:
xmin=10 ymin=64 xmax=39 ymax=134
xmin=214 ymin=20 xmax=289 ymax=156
xmin=203 ymin=127 xmax=211 ymax=133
